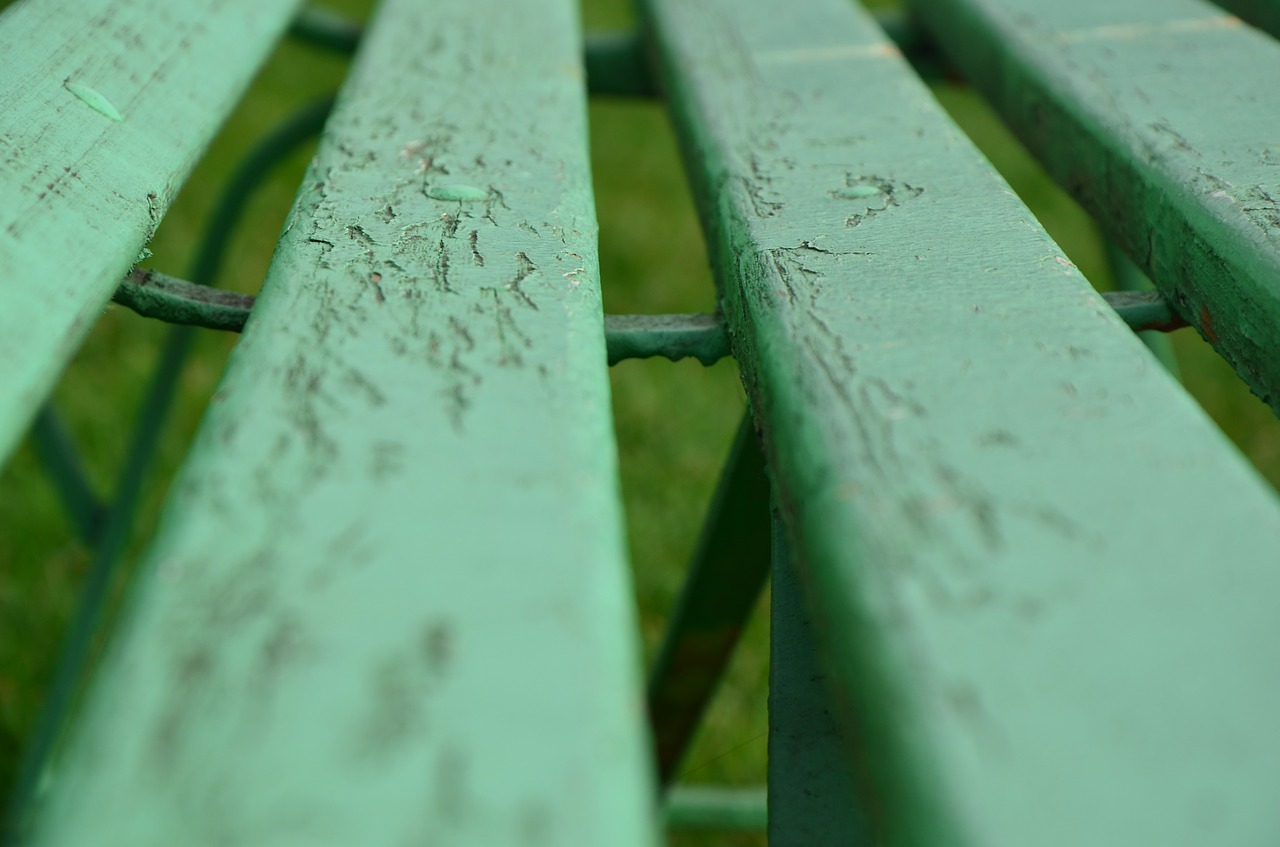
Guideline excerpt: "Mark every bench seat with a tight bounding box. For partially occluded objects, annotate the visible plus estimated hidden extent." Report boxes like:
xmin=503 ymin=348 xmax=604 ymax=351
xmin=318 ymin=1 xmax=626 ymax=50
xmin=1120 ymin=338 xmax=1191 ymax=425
xmin=4 ymin=0 xmax=1280 ymax=843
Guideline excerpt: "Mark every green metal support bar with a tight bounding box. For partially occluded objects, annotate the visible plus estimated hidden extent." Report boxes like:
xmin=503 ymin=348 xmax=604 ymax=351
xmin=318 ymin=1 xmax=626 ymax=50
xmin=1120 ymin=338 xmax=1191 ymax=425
xmin=29 ymin=407 xmax=104 ymax=545
xmin=114 ymin=270 xmax=737 ymax=360
xmin=1103 ymin=290 xmax=1189 ymax=334
xmin=664 ymin=786 xmax=768 ymax=831
xmin=647 ymin=413 xmax=772 ymax=784
xmin=112 ymin=277 xmax=733 ymax=362
xmin=1106 ymin=243 xmax=1181 ymax=379
xmin=112 ymin=270 xmax=1190 ymax=341
xmin=605 ymin=313 xmax=730 ymax=365
xmin=112 ymin=269 xmax=255 ymax=333
xmin=768 ymin=502 xmax=869 ymax=846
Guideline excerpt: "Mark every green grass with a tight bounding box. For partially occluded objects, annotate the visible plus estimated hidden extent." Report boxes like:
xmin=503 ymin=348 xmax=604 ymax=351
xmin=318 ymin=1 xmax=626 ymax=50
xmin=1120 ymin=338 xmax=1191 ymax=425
xmin=2 ymin=2 xmax=1279 ymax=845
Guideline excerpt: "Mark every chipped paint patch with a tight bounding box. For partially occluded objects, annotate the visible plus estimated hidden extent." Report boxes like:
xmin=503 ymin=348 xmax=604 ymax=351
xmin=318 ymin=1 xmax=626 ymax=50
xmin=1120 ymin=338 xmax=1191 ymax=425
xmin=834 ymin=184 xmax=882 ymax=199
xmin=425 ymin=183 xmax=489 ymax=202
xmin=1199 ymin=304 xmax=1219 ymax=343
xmin=833 ymin=174 xmax=923 ymax=227
xmin=65 ymin=82 xmax=123 ymax=122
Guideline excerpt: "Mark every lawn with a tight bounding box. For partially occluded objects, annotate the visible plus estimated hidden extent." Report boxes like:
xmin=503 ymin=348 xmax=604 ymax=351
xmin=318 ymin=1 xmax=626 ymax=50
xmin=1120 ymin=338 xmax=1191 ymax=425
xmin=2 ymin=1 xmax=1278 ymax=845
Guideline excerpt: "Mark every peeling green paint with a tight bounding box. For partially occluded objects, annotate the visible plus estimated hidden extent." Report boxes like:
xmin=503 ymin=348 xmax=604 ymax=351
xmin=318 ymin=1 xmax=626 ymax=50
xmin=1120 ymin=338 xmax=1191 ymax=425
xmin=65 ymin=82 xmax=122 ymax=121
xmin=639 ymin=0 xmax=1280 ymax=843
xmin=906 ymin=0 xmax=1280 ymax=412
xmin=425 ymin=183 xmax=490 ymax=202
xmin=27 ymin=1 xmax=657 ymax=845
xmin=0 ymin=0 xmax=304 ymax=470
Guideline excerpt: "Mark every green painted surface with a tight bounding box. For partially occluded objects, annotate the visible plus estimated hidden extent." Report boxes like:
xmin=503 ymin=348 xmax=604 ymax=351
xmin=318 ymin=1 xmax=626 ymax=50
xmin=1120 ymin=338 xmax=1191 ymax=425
xmin=768 ymin=511 xmax=869 ymax=846
xmin=639 ymin=0 xmax=1280 ymax=844
xmin=7 ymin=95 xmax=341 ymax=843
xmin=905 ymin=0 xmax=1280 ymax=410
xmin=26 ymin=0 xmax=658 ymax=845
xmin=0 ymin=0 xmax=303 ymax=470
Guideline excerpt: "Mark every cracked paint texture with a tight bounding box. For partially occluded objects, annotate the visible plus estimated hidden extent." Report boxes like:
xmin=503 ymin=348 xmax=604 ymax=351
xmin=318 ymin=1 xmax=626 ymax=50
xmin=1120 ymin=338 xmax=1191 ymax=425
xmin=0 ymin=0 xmax=304 ymax=468
xmin=28 ymin=1 xmax=656 ymax=846
xmin=640 ymin=0 xmax=1280 ymax=845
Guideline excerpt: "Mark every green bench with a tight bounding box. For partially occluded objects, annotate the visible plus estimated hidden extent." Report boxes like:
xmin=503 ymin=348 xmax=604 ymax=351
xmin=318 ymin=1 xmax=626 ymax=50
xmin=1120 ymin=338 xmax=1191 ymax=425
xmin=4 ymin=0 xmax=1280 ymax=844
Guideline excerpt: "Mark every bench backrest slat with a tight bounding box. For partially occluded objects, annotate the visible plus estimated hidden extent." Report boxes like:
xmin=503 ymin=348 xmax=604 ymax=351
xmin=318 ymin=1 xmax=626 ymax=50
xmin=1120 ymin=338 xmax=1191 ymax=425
xmin=907 ymin=0 xmax=1280 ymax=412
xmin=639 ymin=0 xmax=1280 ymax=843
xmin=26 ymin=1 xmax=658 ymax=844
xmin=0 ymin=0 xmax=304 ymax=467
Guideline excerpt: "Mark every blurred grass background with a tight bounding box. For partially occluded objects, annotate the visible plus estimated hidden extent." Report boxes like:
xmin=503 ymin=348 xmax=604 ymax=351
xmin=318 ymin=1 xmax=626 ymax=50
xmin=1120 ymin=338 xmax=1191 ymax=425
xmin=2 ymin=0 xmax=1278 ymax=844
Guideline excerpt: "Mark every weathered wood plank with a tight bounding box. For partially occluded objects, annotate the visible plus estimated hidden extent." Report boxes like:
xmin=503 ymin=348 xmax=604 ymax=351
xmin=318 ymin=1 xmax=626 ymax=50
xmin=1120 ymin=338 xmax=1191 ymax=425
xmin=26 ymin=1 xmax=658 ymax=845
xmin=0 ymin=0 xmax=303 ymax=468
xmin=904 ymin=0 xmax=1280 ymax=411
xmin=638 ymin=0 xmax=1280 ymax=844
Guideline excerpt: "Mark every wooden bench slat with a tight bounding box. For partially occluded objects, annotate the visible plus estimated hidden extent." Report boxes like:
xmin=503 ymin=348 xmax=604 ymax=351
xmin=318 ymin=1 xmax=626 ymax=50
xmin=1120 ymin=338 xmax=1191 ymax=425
xmin=0 ymin=0 xmax=304 ymax=468
xmin=638 ymin=0 xmax=1280 ymax=843
xmin=28 ymin=1 xmax=658 ymax=844
xmin=906 ymin=0 xmax=1280 ymax=411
